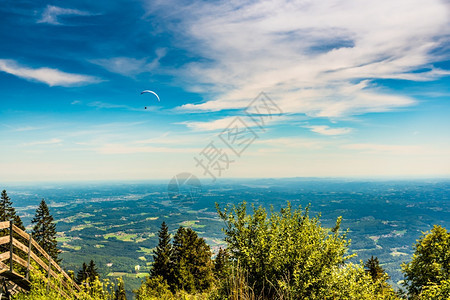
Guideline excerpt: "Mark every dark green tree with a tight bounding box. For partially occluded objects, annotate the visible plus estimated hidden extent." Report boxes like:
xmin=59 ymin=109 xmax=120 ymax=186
xmin=31 ymin=199 xmax=60 ymax=263
xmin=213 ymin=247 xmax=230 ymax=280
xmin=114 ymin=277 xmax=127 ymax=300
xmin=364 ymin=256 xmax=386 ymax=282
xmin=87 ymin=260 xmax=99 ymax=282
xmin=402 ymin=225 xmax=450 ymax=296
xmin=76 ymin=260 xmax=99 ymax=284
xmin=76 ymin=262 xmax=88 ymax=284
xmin=150 ymin=221 xmax=172 ymax=283
xmin=171 ymin=226 xmax=213 ymax=293
xmin=0 ymin=190 xmax=25 ymax=230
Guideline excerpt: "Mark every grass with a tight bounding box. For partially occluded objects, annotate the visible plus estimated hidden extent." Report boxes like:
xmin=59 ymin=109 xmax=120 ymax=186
xmin=138 ymin=247 xmax=155 ymax=255
xmin=61 ymin=244 xmax=81 ymax=251
xmin=104 ymin=232 xmax=138 ymax=242
xmin=179 ymin=220 xmax=206 ymax=229
xmin=56 ymin=237 xmax=72 ymax=243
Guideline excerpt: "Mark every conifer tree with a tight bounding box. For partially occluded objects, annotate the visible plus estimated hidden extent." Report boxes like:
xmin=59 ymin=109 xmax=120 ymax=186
xmin=151 ymin=222 xmax=172 ymax=282
xmin=213 ymin=247 xmax=230 ymax=280
xmin=0 ymin=190 xmax=25 ymax=230
xmin=31 ymin=199 xmax=60 ymax=263
xmin=76 ymin=260 xmax=99 ymax=284
xmin=87 ymin=260 xmax=99 ymax=282
xmin=364 ymin=256 xmax=386 ymax=281
xmin=171 ymin=226 xmax=213 ymax=293
xmin=76 ymin=262 xmax=88 ymax=284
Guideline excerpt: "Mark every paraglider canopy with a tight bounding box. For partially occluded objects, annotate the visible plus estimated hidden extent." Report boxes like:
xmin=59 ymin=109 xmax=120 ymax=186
xmin=141 ymin=90 xmax=160 ymax=100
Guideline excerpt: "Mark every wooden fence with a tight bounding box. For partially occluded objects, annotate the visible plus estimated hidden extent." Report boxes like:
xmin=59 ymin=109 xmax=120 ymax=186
xmin=0 ymin=221 xmax=81 ymax=298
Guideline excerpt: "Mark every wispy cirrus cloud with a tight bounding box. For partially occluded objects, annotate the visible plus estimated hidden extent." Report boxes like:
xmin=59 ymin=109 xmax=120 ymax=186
xmin=147 ymin=0 xmax=449 ymax=118
xmin=0 ymin=59 xmax=100 ymax=87
xmin=91 ymin=49 xmax=167 ymax=76
xmin=38 ymin=5 xmax=93 ymax=25
xmin=305 ymin=125 xmax=352 ymax=136
xmin=22 ymin=138 xmax=63 ymax=147
xmin=96 ymin=144 xmax=198 ymax=154
xmin=341 ymin=143 xmax=440 ymax=155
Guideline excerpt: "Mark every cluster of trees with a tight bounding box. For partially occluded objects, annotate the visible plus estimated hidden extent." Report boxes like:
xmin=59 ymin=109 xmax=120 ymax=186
xmin=1 ymin=189 xmax=127 ymax=300
xmin=0 ymin=190 xmax=59 ymax=262
xmin=2 ymin=188 xmax=449 ymax=299
xmin=135 ymin=221 xmax=214 ymax=298
xmin=138 ymin=201 xmax=450 ymax=299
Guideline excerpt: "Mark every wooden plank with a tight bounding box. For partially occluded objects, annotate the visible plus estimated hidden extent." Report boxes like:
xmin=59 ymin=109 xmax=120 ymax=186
xmin=0 ymin=269 xmax=31 ymax=291
xmin=12 ymin=253 xmax=28 ymax=269
xmin=0 ymin=221 xmax=9 ymax=230
xmin=0 ymin=261 xmax=7 ymax=269
xmin=31 ymin=239 xmax=50 ymax=261
xmin=0 ymin=235 xmax=10 ymax=246
xmin=12 ymin=225 xmax=29 ymax=240
xmin=0 ymin=251 xmax=10 ymax=262
xmin=30 ymin=251 xmax=47 ymax=271
xmin=12 ymin=238 xmax=29 ymax=255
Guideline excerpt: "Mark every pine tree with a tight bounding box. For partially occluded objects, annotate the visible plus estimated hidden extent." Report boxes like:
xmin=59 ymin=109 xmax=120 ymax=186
xmin=364 ymin=256 xmax=386 ymax=281
xmin=76 ymin=262 xmax=88 ymax=284
xmin=114 ymin=277 xmax=127 ymax=300
xmin=31 ymin=199 xmax=60 ymax=263
xmin=0 ymin=190 xmax=25 ymax=230
xmin=76 ymin=260 xmax=99 ymax=284
xmin=171 ymin=226 xmax=213 ymax=293
xmin=151 ymin=222 xmax=172 ymax=283
xmin=214 ymin=247 xmax=230 ymax=279
xmin=87 ymin=260 xmax=99 ymax=282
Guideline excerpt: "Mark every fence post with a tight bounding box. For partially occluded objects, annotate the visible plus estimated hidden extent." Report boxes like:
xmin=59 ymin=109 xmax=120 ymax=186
xmin=47 ymin=257 xmax=52 ymax=292
xmin=26 ymin=235 xmax=32 ymax=280
xmin=9 ymin=220 xmax=13 ymax=272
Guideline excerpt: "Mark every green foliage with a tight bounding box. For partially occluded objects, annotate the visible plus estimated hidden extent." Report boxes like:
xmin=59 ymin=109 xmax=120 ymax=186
xmin=114 ymin=277 xmax=127 ymax=300
xmin=418 ymin=279 xmax=450 ymax=299
xmin=135 ymin=275 xmax=173 ymax=299
xmin=139 ymin=223 xmax=213 ymax=296
xmin=216 ymin=201 xmax=353 ymax=298
xmin=15 ymin=263 xmax=116 ymax=300
xmin=0 ymin=189 xmax=25 ymax=230
xmin=213 ymin=248 xmax=231 ymax=280
xmin=32 ymin=199 xmax=60 ymax=263
xmin=171 ymin=226 xmax=214 ymax=293
xmin=77 ymin=260 xmax=100 ymax=284
xmin=151 ymin=221 xmax=172 ymax=282
xmin=402 ymin=225 xmax=450 ymax=296
xmin=215 ymin=201 xmax=400 ymax=299
xmin=321 ymin=262 xmax=398 ymax=300
xmin=365 ymin=256 xmax=387 ymax=282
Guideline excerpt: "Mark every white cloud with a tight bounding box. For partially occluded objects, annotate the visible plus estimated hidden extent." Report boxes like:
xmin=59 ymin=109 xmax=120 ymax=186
xmin=0 ymin=59 xmax=99 ymax=86
xmin=341 ymin=143 xmax=435 ymax=155
xmin=147 ymin=0 xmax=449 ymax=118
xmin=91 ymin=49 xmax=167 ymax=76
xmin=305 ymin=125 xmax=352 ymax=136
xmin=23 ymin=138 xmax=63 ymax=146
xmin=96 ymin=144 xmax=198 ymax=154
xmin=179 ymin=116 xmax=241 ymax=131
xmin=38 ymin=5 xmax=92 ymax=25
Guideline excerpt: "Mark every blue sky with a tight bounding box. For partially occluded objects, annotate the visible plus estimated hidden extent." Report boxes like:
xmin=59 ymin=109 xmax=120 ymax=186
xmin=1 ymin=0 xmax=449 ymax=182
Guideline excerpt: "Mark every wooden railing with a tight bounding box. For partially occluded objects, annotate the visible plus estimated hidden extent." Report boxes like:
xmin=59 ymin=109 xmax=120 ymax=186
xmin=0 ymin=221 xmax=81 ymax=298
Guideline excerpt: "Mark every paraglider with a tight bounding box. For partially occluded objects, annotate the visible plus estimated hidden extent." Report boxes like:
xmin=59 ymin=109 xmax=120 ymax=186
xmin=140 ymin=90 xmax=160 ymax=109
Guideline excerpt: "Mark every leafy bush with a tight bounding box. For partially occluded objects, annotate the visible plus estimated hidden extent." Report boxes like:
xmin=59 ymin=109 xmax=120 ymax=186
xmin=215 ymin=201 xmax=399 ymax=299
